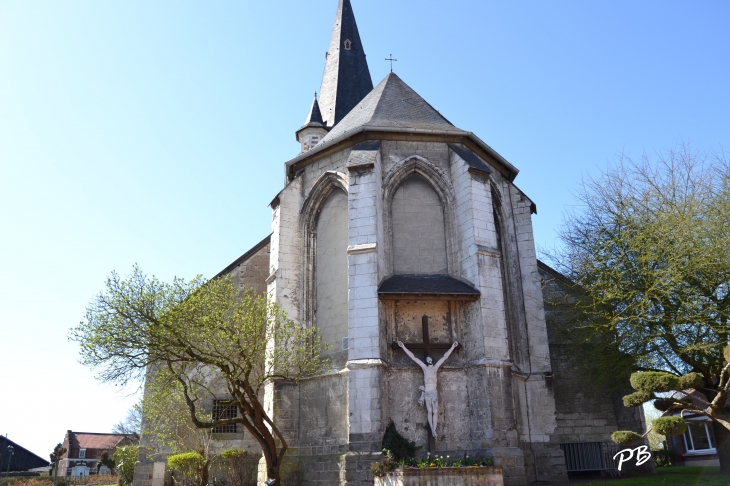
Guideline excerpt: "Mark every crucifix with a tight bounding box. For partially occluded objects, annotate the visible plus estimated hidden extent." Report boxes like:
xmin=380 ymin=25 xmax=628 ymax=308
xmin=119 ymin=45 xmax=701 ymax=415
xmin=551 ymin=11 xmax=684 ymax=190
xmin=385 ymin=54 xmax=398 ymax=72
xmin=392 ymin=315 xmax=459 ymax=452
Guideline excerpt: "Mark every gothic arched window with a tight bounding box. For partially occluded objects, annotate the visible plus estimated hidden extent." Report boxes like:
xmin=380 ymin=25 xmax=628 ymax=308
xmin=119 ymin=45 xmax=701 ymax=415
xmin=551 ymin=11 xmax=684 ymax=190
xmin=315 ymin=188 xmax=349 ymax=366
xmin=391 ymin=174 xmax=447 ymax=274
xmin=344 ymin=39 xmax=352 ymax=50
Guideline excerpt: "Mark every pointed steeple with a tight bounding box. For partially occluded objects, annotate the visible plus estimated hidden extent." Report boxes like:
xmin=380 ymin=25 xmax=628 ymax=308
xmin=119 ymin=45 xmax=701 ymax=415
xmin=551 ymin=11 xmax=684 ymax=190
xmin=318 ymin=0 xmax=373 ymax=127
xmin=296 ymin=93 xmax=329 ymax=153
xmin=304 ymin=92 xmax=324 ymax=126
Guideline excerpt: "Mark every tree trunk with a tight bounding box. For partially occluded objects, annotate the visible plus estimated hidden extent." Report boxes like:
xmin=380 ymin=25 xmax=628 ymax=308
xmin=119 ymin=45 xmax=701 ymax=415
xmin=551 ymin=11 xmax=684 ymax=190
xmin=712 ymin=420 xmax=730 ymax=475
xmin=199 ymin=460 xmax=210 ymax=486
xmin=266 ymin=461 xmax=281 ymax=486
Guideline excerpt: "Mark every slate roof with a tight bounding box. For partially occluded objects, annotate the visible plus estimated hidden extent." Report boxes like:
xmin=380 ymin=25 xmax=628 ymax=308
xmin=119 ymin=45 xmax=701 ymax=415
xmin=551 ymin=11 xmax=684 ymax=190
xmin=318 ymin=0 xmax=373 ymax=127
xmin=321 ymin=73 xmax=464 ymax=143
xmin=378 ymin=274 xmax=480 ymax=300
xmin=214 ymin=234 xmax=272 ymax=280
xmin=295 ymin=95 xmax=327 ymax=139
xmin=304 ymin=94 xmax=325 ymax=126
xmin=0 ymin=436 xmax=49 ymax=471
xmin=448 ymin=143 xmax=492 ymax=174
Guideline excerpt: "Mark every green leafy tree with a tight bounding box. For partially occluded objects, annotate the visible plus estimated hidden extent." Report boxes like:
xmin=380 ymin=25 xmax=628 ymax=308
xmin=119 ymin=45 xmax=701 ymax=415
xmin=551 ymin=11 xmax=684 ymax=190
xmin=71 ymin=267 xmax=329 ymax=485
xmin=548 ymin=146 xmax=730 ymax=473
xmin=141 ymin=370 xmax=217 ymax=486
xmin=113 ymin=445 xmax=138 ymax=486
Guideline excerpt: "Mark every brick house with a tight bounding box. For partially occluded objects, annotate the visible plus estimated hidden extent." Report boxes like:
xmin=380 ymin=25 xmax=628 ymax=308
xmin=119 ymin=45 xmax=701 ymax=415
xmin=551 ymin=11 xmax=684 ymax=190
xmin=58 ymin=431 xmax=135 ymax=477
xmin=665 ymin=394 xmax=727 ymax=467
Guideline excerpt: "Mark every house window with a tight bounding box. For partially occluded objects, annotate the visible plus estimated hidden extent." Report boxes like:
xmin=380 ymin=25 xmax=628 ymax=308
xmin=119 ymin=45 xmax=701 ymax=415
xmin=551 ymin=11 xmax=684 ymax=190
xmin=683 ymin=422 xmax=715 ymax=452
xmin=212 ymin=400 xmax=238 ymax=433
xmin=310 ymin=135 xmax=319 ymax=148
xmin=79 ymin=449 xmax=86 ymax=459
xmin=344 ymin=39 xmax=352 ymax=50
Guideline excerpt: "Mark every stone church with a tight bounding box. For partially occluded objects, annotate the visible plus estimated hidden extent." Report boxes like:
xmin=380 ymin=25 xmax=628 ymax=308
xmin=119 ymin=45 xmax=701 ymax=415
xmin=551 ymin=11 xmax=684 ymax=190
xmin=136 ymin=1 xmax=647 ymax=485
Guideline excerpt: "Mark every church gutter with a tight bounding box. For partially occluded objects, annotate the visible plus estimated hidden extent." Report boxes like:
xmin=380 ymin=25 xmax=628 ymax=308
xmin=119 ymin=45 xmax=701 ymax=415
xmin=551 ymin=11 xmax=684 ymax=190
xmin=284 ymin=126 xmax=520 ymax=182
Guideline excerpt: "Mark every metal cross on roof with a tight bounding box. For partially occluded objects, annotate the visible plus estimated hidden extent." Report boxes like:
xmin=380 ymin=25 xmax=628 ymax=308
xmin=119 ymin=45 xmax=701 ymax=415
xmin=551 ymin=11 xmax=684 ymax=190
xmin=385 ymin=54 xmax=398 ymax=72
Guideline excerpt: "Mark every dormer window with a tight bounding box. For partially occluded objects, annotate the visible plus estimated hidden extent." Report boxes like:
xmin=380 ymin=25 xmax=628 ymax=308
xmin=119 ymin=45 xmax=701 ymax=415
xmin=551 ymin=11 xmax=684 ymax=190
xmin=344 ymin=39 xmax=352 ymax=50
xmin=79 ymin=449 xmax=86 ymax=459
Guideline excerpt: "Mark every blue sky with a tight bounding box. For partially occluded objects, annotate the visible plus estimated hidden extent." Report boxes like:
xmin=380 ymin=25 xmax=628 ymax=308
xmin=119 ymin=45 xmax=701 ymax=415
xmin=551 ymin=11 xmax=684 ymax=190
xmin=1 ymin=0 xmax=728 ymax=458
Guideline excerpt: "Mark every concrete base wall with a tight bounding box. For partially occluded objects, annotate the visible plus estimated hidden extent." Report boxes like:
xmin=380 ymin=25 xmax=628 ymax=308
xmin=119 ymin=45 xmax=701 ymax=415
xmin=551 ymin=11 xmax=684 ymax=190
xmin=132 ymin=461 xmax=154 ymax=486
xmin=374 ymin=466 xmax=504 ymax=486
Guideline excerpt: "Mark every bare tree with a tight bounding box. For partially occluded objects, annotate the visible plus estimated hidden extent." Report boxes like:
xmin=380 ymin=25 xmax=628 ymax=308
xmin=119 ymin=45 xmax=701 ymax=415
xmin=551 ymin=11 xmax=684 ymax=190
xmin=548 ymin=145 xmax=730 ymax=472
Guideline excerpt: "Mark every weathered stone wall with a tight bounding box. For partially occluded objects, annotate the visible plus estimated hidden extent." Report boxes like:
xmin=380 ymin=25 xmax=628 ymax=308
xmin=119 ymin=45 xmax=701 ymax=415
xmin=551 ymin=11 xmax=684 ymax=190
xmin=258 ymin=139 xmax=575 ymax=484
xmin=540 ymin=264 xmax=642 ymax=443
xmin=540 ymin=263 xmax=652 ymax=478
xmin=226 ymin=239 xmax=270 ymax=295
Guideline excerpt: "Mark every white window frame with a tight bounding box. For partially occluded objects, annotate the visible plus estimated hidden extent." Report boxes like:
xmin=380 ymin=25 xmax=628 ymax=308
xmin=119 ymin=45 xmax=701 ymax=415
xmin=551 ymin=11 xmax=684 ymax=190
xmin=78 ymin=449 xmax=86 ymax=459
xmin=682 ymin=421 xmax=716 ymax=455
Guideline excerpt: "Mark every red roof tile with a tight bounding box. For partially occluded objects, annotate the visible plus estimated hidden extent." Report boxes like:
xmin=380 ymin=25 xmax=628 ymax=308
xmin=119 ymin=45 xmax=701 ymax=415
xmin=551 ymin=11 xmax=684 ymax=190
xmin=68 ymin=432 xmax=132 ymax=450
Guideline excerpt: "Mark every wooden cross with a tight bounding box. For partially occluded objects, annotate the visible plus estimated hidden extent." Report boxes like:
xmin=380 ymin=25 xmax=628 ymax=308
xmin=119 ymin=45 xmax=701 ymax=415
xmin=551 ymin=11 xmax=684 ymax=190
xmin=385 ymin=54 xmax=397 ymax=73
xmin=391 ymin=315 xmax=459 ymax=363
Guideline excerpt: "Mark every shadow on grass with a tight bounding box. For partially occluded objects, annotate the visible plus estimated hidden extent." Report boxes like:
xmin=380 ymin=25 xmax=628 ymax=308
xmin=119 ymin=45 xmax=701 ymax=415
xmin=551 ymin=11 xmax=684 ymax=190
xmin=571 ymin=466 xmax=729 ymax=486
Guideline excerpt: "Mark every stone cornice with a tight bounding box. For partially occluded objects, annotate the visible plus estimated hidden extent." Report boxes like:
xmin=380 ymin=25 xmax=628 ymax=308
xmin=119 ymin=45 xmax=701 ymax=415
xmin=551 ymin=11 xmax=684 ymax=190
xmin=347 ymin=243 xmax=377 ymax=255
xmin=284 ymin=126 xmax=519 ymax=184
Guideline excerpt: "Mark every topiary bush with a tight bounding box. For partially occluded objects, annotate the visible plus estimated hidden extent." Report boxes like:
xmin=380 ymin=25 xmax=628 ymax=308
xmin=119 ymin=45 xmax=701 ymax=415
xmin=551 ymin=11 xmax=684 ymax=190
xmin=652 ymin=416 xmax=688 ymax=436
xmin=622 ymin=390 xmax=654 ymax=407
xmin=611 ymin=430 xmax=643 ymax=445
xmin=677 ymin=372 xmax=703 ymax=390
xmin=168 ymin=452 xmax=205 ymax=486
xmin=629 ymin=372 xmax=679 ymax=393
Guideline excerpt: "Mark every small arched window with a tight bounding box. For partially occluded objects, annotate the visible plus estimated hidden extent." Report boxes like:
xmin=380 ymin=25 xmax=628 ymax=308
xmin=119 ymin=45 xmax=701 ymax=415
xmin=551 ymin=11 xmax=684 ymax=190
xmin=344 ymin=39 xmax=352 ymax=50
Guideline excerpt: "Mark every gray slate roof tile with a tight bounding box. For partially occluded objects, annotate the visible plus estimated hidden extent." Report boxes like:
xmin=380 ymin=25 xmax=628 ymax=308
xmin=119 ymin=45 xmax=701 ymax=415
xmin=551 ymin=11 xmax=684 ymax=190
xmin=322 ymin=73 xmax=464 ymax=143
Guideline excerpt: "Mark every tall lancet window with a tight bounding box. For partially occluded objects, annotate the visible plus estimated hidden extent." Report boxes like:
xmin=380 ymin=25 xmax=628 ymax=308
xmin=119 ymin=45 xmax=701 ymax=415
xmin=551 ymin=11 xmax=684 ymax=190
xmin=315 ymin=189 xmax=349 ymax=366
xmin=392 ymin=174 xmax=447 ymax=274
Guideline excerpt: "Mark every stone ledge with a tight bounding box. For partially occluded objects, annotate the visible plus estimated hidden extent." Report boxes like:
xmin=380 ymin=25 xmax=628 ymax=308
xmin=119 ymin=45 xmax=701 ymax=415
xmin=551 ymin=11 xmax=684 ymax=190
xmin=375 ymin=466 xmax=504 ymax=486
xmin=348 ymin=243 xmax=377 ymax=255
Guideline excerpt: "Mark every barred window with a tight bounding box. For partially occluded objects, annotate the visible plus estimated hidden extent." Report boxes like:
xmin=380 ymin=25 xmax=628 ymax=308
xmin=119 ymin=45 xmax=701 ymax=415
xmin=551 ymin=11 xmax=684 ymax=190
xmin=212 ymin=400 xmax=238 ymax=433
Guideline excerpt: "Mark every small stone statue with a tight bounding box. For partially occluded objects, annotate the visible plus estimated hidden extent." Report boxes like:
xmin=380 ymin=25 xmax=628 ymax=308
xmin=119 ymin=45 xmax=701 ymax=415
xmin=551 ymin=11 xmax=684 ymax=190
xmin=397 ymin=340 xmax=458 ymax=437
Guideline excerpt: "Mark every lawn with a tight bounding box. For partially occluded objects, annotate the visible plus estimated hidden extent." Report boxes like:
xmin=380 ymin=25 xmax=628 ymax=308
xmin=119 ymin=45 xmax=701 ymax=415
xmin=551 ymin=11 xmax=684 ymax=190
xmin=575 ymin=467 xmax=730 ymax=486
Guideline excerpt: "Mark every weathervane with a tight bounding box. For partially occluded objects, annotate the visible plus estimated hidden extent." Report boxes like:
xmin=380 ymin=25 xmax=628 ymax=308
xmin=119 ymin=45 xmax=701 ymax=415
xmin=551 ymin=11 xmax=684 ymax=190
xmin=385 ymin=54 xmax=398 ymax=72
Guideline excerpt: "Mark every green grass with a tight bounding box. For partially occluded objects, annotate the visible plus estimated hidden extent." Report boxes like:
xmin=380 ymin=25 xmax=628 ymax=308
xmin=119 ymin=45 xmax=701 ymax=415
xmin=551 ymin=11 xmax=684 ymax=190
xmin=576 ymin=467 xmax=730 ymax=485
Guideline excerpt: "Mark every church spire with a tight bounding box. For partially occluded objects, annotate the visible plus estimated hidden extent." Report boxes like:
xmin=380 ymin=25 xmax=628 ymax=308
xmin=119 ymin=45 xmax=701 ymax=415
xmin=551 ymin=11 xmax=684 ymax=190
xmin=296 ymin=92 xmax=328 ymax=153
xmin=304 ymin=92 xmax=324 ymax=126
xmin=318 ymin=0 xmax=373 ymax=127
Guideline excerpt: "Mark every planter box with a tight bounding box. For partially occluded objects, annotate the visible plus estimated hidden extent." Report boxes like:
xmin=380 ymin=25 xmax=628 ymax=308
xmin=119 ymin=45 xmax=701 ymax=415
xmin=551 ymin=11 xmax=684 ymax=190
xmin=374 ymin=466 xmax=504 ymax=486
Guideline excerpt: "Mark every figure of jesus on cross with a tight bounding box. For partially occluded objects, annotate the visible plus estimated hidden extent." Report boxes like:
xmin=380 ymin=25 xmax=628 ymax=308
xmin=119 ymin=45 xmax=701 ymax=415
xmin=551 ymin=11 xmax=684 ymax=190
xmin=395 ymin=316 xmax=459 ymax=438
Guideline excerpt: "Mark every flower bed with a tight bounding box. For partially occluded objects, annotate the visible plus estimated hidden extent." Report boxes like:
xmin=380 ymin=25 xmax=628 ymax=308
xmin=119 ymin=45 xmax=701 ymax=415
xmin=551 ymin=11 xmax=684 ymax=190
xmin=373 ymin=466 xmax=504 ymax=486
